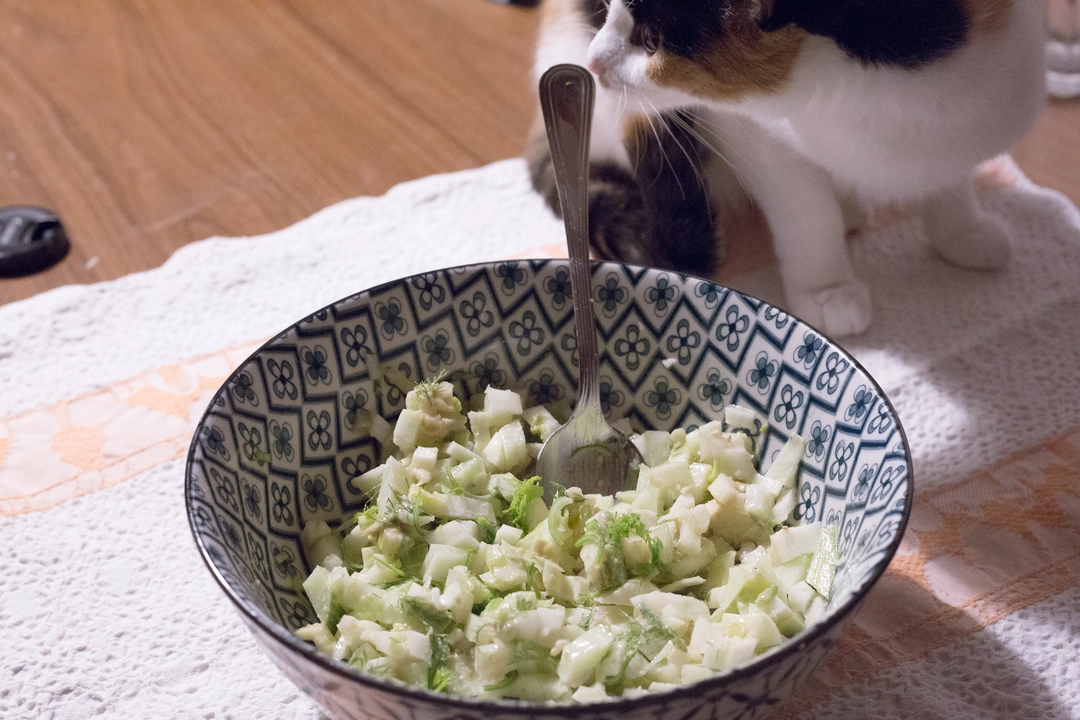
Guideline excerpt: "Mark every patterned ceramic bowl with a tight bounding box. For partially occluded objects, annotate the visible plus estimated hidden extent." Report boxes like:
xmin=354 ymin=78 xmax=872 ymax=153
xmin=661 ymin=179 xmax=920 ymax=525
xmin=185 ymin=260 xmax=911 ymax=720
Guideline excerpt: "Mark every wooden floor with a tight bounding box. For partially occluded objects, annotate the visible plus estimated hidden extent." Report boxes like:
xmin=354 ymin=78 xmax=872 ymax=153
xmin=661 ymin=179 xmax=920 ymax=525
xmin=0 ymin=0 xmax=1077 ymax=306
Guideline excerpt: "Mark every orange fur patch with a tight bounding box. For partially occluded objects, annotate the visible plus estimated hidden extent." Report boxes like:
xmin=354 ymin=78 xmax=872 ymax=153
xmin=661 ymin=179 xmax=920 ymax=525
xmin=649 ymin=21 xmax=804 ymax=100
xmin=964 ymin=0 xmax=1014 ymax=36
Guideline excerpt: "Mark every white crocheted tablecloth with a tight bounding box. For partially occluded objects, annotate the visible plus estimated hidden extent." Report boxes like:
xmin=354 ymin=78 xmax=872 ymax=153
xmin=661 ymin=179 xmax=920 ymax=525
xmin=2 ymin=158 xmax=1079 ymax=719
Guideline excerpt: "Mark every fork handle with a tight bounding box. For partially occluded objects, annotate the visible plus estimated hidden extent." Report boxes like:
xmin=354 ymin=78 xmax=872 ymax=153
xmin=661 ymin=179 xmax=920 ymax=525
xmin=539 ymin=64 xmax=601 ymax=411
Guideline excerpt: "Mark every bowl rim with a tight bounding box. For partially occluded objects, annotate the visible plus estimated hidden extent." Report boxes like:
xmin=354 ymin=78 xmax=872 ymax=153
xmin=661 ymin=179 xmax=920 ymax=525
xmin=184 ymin=258 xmax=914 ymax=713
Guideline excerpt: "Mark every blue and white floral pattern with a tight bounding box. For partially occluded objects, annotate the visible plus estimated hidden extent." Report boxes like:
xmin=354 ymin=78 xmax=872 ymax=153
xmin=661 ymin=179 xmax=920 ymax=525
xmin=186 ymin=261 xmax=911 ymax=720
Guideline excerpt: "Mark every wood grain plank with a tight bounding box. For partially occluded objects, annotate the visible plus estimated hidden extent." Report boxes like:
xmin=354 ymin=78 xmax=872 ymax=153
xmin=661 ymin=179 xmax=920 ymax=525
xmin=0 ymin=0 xmax=541 ymax=305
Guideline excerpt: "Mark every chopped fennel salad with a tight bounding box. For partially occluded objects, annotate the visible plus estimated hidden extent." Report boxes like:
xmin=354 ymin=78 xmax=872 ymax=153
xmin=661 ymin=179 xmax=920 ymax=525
xmin=295 ymin=376 xmax=839 ymax=703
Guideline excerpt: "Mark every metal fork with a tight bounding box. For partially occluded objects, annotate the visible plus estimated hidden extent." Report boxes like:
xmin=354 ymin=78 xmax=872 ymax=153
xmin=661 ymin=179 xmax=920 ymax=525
xmin=534 ymin=64 xmax=643 ymax=500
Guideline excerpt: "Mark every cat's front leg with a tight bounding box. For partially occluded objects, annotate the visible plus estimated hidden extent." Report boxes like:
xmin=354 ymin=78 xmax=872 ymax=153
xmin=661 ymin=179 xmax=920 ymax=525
xmin=717 ymin=113 xmax=872 ymax=337
xmin=923 ymin=174 xmax=1011 ymax=270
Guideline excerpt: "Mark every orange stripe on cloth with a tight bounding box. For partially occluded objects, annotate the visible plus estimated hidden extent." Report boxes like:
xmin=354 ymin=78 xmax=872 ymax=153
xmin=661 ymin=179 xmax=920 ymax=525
xmin=784 ymin=426 xmax=1080 ymax=711
xmin=0 ymin=341 xmax=265 ymax=516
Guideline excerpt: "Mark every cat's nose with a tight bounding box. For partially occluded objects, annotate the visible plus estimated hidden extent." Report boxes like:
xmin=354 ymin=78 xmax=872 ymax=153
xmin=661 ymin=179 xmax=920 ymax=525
xmin=586 ymin=57 xmax=610 ymax=88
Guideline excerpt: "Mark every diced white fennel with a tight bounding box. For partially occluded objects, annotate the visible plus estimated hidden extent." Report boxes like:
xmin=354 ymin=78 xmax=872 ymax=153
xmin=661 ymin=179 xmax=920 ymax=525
xmin=596 ymin=578 xmax=660 ymax=606
xmin=632 ymin=592 xmax=709 ymax=625
xmin=483 ymin=386 xmax=524 ymax=420
xmin=735 ymin=605 xmax=785 ymax=653
xmin=296 ymin=623 xmax=336 ymax=655
xmin=354 ymin=548 xmax=404 ymax=586
xmin=660 ymin=577 xmax=707 ymax=594
xmin=293 ymin=390 xmax=825 ymax=702
xmin=707 ymin=474 xmax=740 ymax=505
xmin=426 ymin=520 xmax=480 ymax=550
xmin=557 ymin=625 xmax=615 ymax=686
xmin=392 ymin=409 xmax=423 ymax=454
xmin=376 ymin=457 xmax=407 ymax=516
xmin=421 ymin=544 xmax=471 ymax=585
xmin=365 ymin=629 xmax=431 ymax=665
xmin=494 ymin=524 xmax=523 ymax=545
xmin=504 ymin=606 xmax=567 ymax=644
xmin=786 ymin=580 xmax=818 ymax=615
xmin=772 ymin=555 xmax=812 ymax=593
xmin=711 ymin=447 xmax=758 ymax=482
xmin=467 ymin=410 xmax=498 ymax=454
xmin=443 ymin=440 xmax=491 ymax=468
xmin=804 ymin=595 xmax=829 ymax=626
xmin=418 ymin=490 xmax=496 ymax=523
xmin=480 ymin=563 xmax=528 ymax=591
xmin=572 ymin=684 xmax=611 ymax=703
xmin=744 ymin=480 xmax=779 ymax=522
xmin=475 ymin=639 xmax=514 ymax=682
xmin=770 ymin=523 xmax=822 ymax=564
xmin=408 ymin=445 xmax=439 ymax=484
xmin=302 ymin=566 xmax=333 ymax=624
xmin=723 ymin=405 xmax=758 ymax=432
xmin=482 ymin=421 xmax=528 ymax=472
xmin=771 ymin=488 xmax=797 ymax=525
xmin=352 ymin=464 xmax=384 ymax=496
xmin=522 ymin=405 xmax=561 ymax=443
xmin=680 ymin=663 xmax=713 ymax=685
xmin=301 ymin=520 xmax=342 ymax=569
xmin=647 ymin=461 xmax=693 ymax=489
xmin=632 ymin=431 xmax=671 ymax=468
xmin=686 ymin=463 xmax=713 ymax=502
xmin=763 ymin=434 xmax=806 ymax=490
xmin=806 ymin=521 xmax=840 ymax=598
xmin=707 ymin=636 xmax=759 ymax=672
xmin=336 ymin=615 xmax=383 ymax=651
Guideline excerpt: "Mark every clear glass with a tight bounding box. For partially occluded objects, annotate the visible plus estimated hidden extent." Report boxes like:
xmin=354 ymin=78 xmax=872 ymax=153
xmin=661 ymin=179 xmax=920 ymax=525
xmin=1047 ymin=0 xmax=1080 ymax=97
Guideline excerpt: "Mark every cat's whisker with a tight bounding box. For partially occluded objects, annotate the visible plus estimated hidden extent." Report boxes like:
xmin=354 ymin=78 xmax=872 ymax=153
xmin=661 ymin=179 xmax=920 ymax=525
xmin=661 ymin=110 xmax=718 ymax=214
xmin=629 ymin=104 xmax=647 ymax=174
xmin=607 ymin=86 xmax=628 ymax=135
xmin=667 ymin=111 xmax=750 ymax=195
xmin=679 ymin=113 xmax=763 ymax=196
xmin=643 ymin=98 xmax=707 ymax=200
xmin=637 ymin=101 xmax=685 ymax=198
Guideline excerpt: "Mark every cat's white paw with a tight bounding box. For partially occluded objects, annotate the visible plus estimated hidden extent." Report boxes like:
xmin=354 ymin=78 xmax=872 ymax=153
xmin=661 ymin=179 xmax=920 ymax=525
xmin=927 ymin=214 xmax=1011 ymax=270
xmin=788 ymin=280 xmax=872 ymax=338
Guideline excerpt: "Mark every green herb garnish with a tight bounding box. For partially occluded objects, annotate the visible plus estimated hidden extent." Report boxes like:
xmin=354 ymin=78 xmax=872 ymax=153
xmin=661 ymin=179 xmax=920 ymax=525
xmin=326 ymin=599 xmax=346 ymax=635
xmin=503 ymin=475 xmax=542 ymax=531
xmin=400 ymin=595 xmax=455 ymax=634
xmin=483 ymin=670 xmax=518 ymax=692
xmin=603 ymin=606 xmax=683 ymax=694
xmin=428 ymin=633 xmax=453 ymax=692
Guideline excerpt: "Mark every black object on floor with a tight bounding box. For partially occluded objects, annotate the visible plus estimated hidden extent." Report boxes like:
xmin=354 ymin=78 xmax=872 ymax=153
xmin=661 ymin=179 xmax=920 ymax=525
xmin=0 ymin=205 xmax=70 ymax=278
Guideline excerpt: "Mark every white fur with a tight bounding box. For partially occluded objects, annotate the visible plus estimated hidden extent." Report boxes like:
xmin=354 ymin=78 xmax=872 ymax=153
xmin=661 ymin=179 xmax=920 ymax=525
xmin=571 ymin=0 xmax=1046 ymax=336
xmin=533 ymin=6 xmax=631 ymax=167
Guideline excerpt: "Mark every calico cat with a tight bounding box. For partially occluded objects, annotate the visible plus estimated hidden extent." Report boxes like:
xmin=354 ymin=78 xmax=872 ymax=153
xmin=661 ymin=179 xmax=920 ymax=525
xmin=526 ymin=0 xmax=1045 ymax=336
